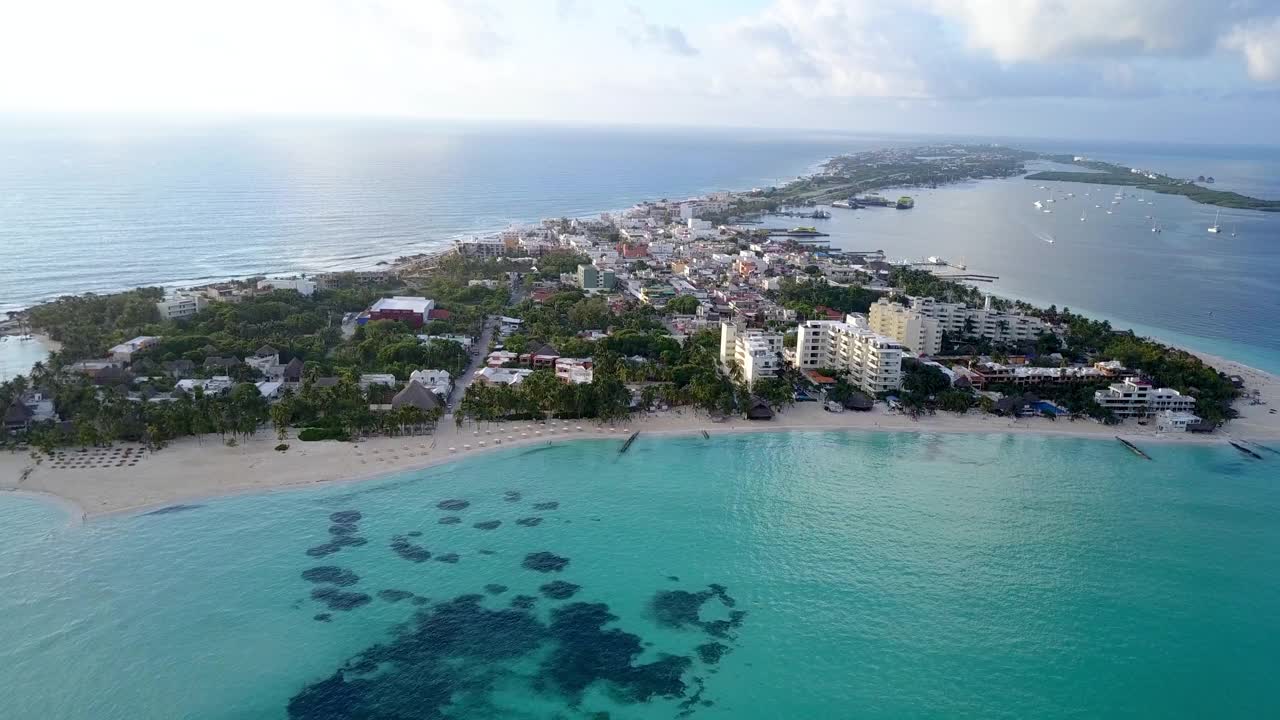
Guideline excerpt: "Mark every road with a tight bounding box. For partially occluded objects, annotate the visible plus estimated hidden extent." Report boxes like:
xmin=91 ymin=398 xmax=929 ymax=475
xmin=445 ymin=318 xmax=495 ymax=414
xmin=444 ymin=273 xmax=522 ymax=416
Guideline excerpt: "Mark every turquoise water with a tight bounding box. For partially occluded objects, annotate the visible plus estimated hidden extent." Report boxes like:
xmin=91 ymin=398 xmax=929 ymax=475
xmin=3 ymin=431 xmax=1279 ymax=719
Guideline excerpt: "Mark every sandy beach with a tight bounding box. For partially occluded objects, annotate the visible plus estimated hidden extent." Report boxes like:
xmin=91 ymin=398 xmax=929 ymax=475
xmin=5 ymin=361 xmax=1278 ymax=522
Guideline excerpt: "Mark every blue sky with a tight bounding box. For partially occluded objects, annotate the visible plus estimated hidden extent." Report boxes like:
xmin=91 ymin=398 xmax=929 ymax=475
xmin=1 ymin=0 xmax=1278 ymax=144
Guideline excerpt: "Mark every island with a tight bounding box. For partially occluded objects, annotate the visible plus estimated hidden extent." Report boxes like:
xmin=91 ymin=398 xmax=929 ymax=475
xmin=1026 ymin=157 xmax=1280 ymax=211
xmin=2 ymin=144 xmax=1277 ymax=516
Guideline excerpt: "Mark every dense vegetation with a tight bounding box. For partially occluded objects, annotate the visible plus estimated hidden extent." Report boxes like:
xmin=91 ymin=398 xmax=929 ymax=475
xmin=4 ymin=272 xmax=507 ymax=450
xmin=887 ymin=267 xmax=984 ymax=306
xmin=771 ymin=278 xmax=880 ymax=317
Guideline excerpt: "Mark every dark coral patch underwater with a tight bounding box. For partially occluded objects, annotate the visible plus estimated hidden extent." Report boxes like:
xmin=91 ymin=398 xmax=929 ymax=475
xmin=522 ymin=551 xmax=569 ymax=573
xmin=389 ymin=535 xmax=431 ymax=563
xmin=301 ymin=567 xmax=359 ymax=587
xmin=288 ymin=587 xmax=733 ymax=719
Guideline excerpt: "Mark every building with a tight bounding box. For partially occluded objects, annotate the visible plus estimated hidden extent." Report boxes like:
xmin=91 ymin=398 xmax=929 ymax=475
xmin=282 ymin=357 xmax=305 ymax=384
xmin=576 ymin=264 xmax=616 ymax=291
xmin=456 ymin=236 xmax=507 ymax=257
xmin=359 ymin=373 xmax=398 ymax=390
xmin=554 ymin=358 xmax=594 ymax=384
xmin=246 ymin=345 xmax=281 ymax=377
xmin=475 ymin=367 xmax=533 ymax=386
xmin=873 ymin=296 xmax=1047 ymax=347
xmin=486 ymin=350 xmax=520 ymax=367
xmin=1156 ymin=410 xmax=1204 ymax=433
xmin=868 ymin=299 xmax=942 ymax=355
xmin=368 ymin=296 xmax=435 ymax=328
xmin=391 ymin=381 xmax=444 ymax=413
xmin=522 ymin=343 xmax=561 ymax=369
xmin=719 ymin=322 xmax=783 ymax=385
xmin=3 ymin=390 xmax=57 ymax=433
xmin=176 ymin=376 xmax=234 ymax=395
xmin=417 ymin=334 xmax=474 ymax=350
xmin=408 ymin=369 xmax=453 ymax=397
xmin=108 ymin=336 xmax=160 ymax=364
xmin=255 ymin=381 xmax=284 ymax=401
xmin=156 ymin=294 xmax=207 ymax=321
xmin=257 ymin=277 xmax=316 ymax=296
xmin=795 ymin=314 xmax=903 ymax=395
xmin=1093 ymin=376 xmax=1198 ymax=418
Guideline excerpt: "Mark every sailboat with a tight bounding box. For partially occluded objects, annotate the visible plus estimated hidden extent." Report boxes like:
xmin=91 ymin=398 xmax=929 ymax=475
xmin=1208 ymin=208 xmax=1221 ymax=233
xmin=1231 ymin=223 xmax=1237 ymax=237
xmin=1080 ymin=210 xmax=1087 ymax=222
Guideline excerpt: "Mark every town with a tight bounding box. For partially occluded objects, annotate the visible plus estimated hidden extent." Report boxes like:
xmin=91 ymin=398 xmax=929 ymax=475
xmin=2 ymin=166 xmax=1246 ymax=455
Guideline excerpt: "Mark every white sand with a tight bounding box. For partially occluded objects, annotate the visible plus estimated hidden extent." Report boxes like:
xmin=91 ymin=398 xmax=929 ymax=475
xmin=5 ymin=375 xmax=1277 ymax=521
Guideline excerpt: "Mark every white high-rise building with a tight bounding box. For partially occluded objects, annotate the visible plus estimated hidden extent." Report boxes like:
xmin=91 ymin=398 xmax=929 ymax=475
xmin=720 ymin=322 xmax=783 ymax=385
xmin=868 ymin=300 xmax=942 ymax=355
xmin=795 ymin=314 xmax=903 ymax=395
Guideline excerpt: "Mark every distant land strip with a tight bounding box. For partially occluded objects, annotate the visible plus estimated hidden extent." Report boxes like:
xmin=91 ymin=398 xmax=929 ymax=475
xmin=1026 ymin=158 xmax=1280 ymax=212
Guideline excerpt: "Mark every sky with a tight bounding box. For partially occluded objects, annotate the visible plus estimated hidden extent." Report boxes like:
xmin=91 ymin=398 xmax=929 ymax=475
xmin=2 ymin=0 xmax=1279 ymax=144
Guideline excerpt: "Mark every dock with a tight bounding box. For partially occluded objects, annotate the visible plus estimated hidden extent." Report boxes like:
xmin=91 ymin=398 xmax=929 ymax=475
xmin=1242 ymin=439 xmax=1278 ymax=455
xmin=1115 ymin=436 xmax=1152 ymax=460
xmin=619 ymin=431 xmax=640 ymax=453
xmin=1229 ymin=441 xmax=1263 ymax=460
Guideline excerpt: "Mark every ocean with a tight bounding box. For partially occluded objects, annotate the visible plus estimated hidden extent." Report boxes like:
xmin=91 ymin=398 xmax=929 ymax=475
xmin=1 ymin=121 xmax=1278 ymax=377
xmin=3 ymin=431 xmax=1278 ymax=719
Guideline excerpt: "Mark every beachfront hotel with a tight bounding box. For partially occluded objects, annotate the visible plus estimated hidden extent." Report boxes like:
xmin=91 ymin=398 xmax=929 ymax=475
xmin=795 ymin=314 xmax=904 ymax=395
xmin=869 ymin=296 xmax=1046 ymax=353
xmin=719 ymin=322 xmax=783 ymax=384
xmin=868 ymin=298 xmax=943 ymax=355
xmin=1093 ymin=376 xmax=1199 ymax=418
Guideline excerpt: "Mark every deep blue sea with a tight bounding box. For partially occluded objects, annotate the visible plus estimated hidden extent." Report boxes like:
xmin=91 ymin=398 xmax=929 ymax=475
xmin=1 ymin=121 xmax=1278 ymax=374
xmin=3 ymin=431 xmax=1279 ymax=719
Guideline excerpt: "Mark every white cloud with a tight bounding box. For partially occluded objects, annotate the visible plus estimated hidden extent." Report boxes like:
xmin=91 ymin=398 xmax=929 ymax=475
xmin=931 ymin=0 xmax=1241 ymax=62
xmin=1223 ymin=17 xmax=1280 ymax=82
xmin=622 ymin=7 xmax=699 ymax=56
xmin=715 ymin=0 xmax=1280 ymax=101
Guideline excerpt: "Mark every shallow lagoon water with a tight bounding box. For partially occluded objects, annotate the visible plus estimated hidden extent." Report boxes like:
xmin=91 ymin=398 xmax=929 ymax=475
xmin=2 ymin=431 xmax=1279 ymax=719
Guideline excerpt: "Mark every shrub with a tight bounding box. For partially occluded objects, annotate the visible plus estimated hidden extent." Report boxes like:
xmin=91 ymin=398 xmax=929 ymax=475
xmin=298 ymin=427 xmax=350 ymax=442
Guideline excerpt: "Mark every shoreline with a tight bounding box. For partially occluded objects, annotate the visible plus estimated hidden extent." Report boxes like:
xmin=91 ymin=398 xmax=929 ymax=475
xmin=4 ymin=399 xmax=1276 ymax=522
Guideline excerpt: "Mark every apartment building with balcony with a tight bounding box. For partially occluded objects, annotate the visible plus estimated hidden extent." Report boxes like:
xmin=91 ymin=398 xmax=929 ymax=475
xmin=795 ymin=314 xmax=903 ymax=395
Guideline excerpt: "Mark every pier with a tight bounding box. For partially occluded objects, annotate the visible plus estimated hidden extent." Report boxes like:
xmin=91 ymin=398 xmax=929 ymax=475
xmin=1229 ymin=441 xmax=1263 ymax=460
xmin=619 ymin=431 xmax=640 ymax=453
xmin=1115 ymin=436 xmax=1152 ymax=460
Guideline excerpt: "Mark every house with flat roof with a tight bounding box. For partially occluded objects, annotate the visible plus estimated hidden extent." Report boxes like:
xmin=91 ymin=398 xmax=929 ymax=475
xmin=109 ymin=336 xmax=160 ymax=364
xmin=368 ymin=296 xmax=435 ymax=328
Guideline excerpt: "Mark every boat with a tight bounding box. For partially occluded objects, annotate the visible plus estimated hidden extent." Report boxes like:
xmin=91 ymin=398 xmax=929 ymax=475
xmin=1034 ymin=200 xmax=1043 ymax=209
xmin=1043 ymin=208 xmax=1052 ymax=213
xmin=1080 ymin=211 xmax=1087 ymax=222
xmin=1106 ymin=209 xmax=1113 ymax=214
xmin=1042 ymin=236 xmax=1055 ymax=244
xmin=1208 ymin=208 xmax=1221 ymax=234
xmin=1094 ymin=204 xmax=1101 ymax=208
xmin=1232 ymin=223 xmax=1237 ymax=237
xmin=895 ymin=196 xmax=914 ymax=209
